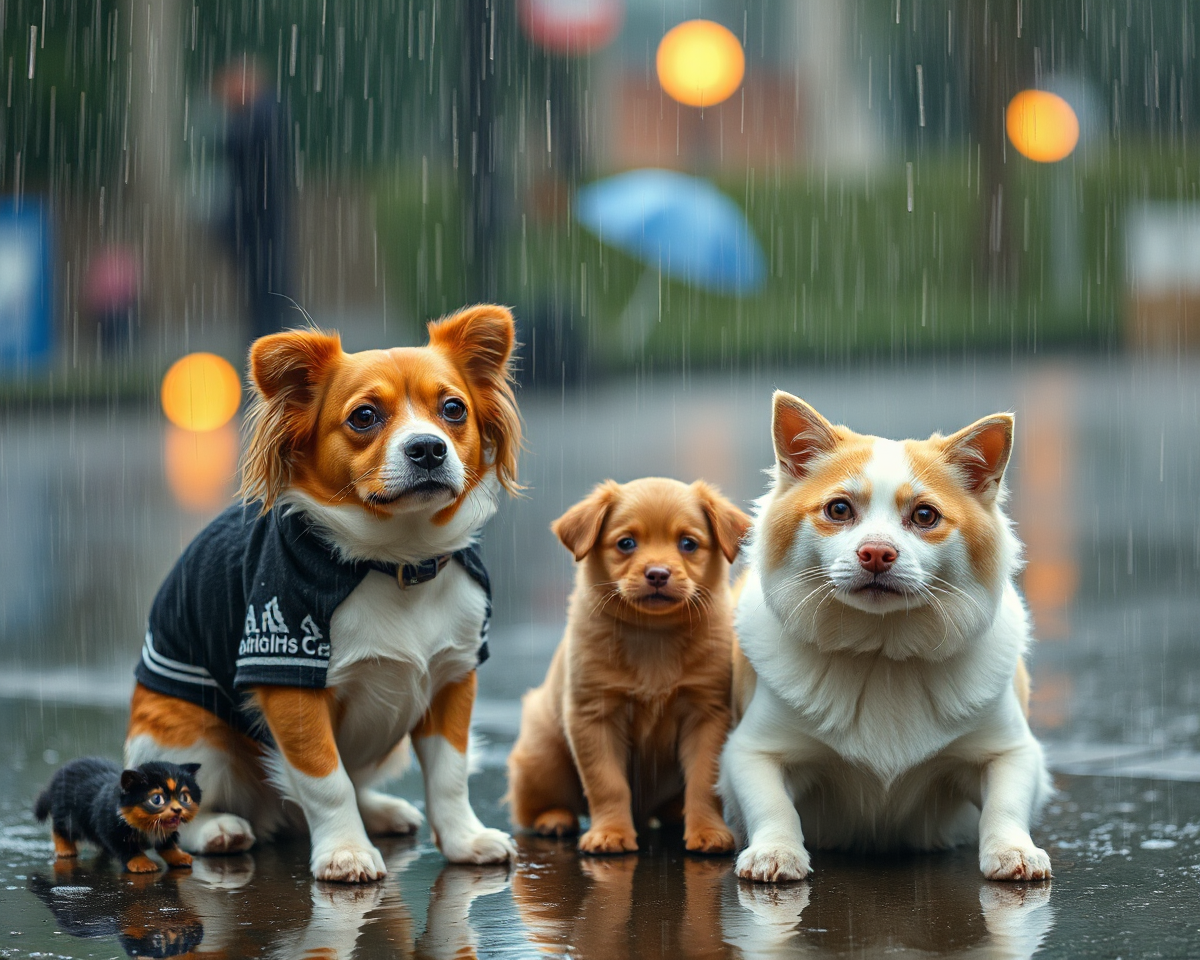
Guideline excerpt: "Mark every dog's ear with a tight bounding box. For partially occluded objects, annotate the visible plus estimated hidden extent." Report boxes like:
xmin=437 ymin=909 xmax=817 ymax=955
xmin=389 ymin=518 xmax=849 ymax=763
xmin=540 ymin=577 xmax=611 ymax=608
xmin=941 ymin=413 xmax=1014 ymax=505
xmin=428 ymin=305 xmax=523 ymax=497
xmin=693 ymin=481 xmax=751 ymax=563
xmin=772 ymin=391 xmax=838 ymax=481
xmin=552 ymin=482 xmax=619 ymax=561
xmin=241 ymin=329 xmax=342 ymax=512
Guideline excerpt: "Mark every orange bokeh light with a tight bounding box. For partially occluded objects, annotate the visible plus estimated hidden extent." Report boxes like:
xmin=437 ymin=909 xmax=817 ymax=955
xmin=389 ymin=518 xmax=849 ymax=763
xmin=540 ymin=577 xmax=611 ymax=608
xmin=656 ymin=20 xmax=744 ymax=108
xmin=164 ymin=423 xmax=239 ymax=512
xmin=161 ymin=352 xmax=242 ymax=432
xmin=1006 ymin=90 xmax=1079 ymax=163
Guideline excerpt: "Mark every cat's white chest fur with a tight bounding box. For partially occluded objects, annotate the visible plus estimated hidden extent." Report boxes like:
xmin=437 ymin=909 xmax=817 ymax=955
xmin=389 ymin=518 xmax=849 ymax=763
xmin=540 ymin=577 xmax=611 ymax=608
xmin=326 ymin=565 xmax=486 ymax=772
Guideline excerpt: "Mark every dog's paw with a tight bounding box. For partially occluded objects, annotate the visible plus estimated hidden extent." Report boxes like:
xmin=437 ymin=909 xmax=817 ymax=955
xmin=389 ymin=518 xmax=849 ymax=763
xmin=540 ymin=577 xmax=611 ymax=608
xmin=439 ymin=827 xmax=517 ymax=865
xmin=685 ymin=823 xmax=736 ymax=855
xmin=311 ymin=842 xmax=388 ymax=883
xmin=359 ymin=793 xmax=424 ymax=836
xmin=980 ymin=842 xmax=1052 ymax=881
xmin=125 ymin=854 xmax=160 ymax=874
xmin=189 ymin=814 xmax=256 ymax=855
xmin=533 ymin=808 xmax=579 ymax=837
xmin=579 ymin=825 xmax=638 ymax=855
xmin=736 ymin=842 xmax=811 ymax=883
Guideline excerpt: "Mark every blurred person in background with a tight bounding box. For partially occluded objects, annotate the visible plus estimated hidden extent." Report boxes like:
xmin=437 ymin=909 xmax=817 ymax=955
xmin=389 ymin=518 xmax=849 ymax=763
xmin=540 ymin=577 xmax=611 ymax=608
xmin=214 ymin=59 xmax=294 ymax=342
xmin=82 ymin=245 xmax=141 ymax=356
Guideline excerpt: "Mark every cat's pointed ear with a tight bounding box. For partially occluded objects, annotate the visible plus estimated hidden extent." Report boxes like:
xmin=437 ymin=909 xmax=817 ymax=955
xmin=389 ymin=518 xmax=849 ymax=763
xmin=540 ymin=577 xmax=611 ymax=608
xmin=120 ymin=769 xmax=148 ymax=793
xmin=772 ymin=391 xmax=838 ymax=481
xmin=942 ymin=413 xmax=1014 ymax=504
xmin=180 ymin=763 xmax=201 ymax=777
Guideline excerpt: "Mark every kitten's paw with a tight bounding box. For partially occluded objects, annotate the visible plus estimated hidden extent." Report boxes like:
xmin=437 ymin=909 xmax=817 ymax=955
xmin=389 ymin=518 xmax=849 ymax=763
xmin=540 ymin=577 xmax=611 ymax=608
xmin=311 ymin=842 xmax=387 ymax=883
xmin=187 ymin=814 xmax=256 ymax=855
xmin=980 ymin=842 xmax=1052 ymax=881
xmin=125 ymin=854 xmax=160 ymax=873
xmin=439 ymin=827 xmax=517 ymax=865
xmin=579 ymin=824 xmax=638 ymax=855
xmin=736 ymin=842 xmax=811 ymax=883
xmin=359 ymin=793 xmax=423 ymax=836
xmin=684 ymin=822 xmax=736 ymax=855
xmin=532 ymin=808 xmax=579 ymax=837
xmin=160 ymin=847 xmax=193 ymax=869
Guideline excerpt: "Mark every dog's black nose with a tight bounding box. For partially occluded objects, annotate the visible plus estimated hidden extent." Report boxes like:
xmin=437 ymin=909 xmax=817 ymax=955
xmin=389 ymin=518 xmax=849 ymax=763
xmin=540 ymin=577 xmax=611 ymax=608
xmin=404 ymin=435 xmax=448 ymax=470
xmin=644 ymin=565 xmax=671 ymax=587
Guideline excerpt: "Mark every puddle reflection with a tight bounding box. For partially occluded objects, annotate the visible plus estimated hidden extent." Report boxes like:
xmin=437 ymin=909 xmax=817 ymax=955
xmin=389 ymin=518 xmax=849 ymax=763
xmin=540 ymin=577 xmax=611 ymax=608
xmin=514 ymin=837 xmax=1054 ymax=960
xmin=28 ymin=840 xmax=511 ymax=959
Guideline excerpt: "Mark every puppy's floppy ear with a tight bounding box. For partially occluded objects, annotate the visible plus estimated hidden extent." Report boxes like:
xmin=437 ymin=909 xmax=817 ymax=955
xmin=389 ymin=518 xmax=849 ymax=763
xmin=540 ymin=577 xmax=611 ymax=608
xmin=693 ymin=481 xmax=751 ymax=563
xmin=428 ymin=305 xmax=524 ymax=496
xmin=552 ymin=481 xmax=619 ymax=561
xmin=942 ymin=413 xmax=1014 ymax=504
xmin=120 ymin=769 xmax=149 ymax=793
xmin=772 ymin=391 xmax=838 ymax=481
xmin=240 ymin=329 xmax=342 ymax=513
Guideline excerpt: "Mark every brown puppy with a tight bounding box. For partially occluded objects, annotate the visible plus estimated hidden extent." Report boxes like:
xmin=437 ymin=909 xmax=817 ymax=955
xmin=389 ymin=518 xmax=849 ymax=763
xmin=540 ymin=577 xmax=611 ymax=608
xmin=507 ymin=478 xmax=751 ymax=855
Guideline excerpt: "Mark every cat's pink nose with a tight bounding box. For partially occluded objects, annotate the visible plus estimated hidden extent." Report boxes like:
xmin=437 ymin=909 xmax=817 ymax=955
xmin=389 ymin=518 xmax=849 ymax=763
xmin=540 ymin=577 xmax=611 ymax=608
xmin=857 ymin=541 xmax=898 ymax=573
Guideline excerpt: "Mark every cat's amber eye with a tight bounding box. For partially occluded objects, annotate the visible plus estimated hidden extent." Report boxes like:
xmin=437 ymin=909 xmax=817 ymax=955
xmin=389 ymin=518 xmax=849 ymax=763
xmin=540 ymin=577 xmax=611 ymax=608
xmin=825 ymin=499 xmax=855 ymax=522
xmin=179 ymin=790 xmax=192 ymax=804
xmin=149 ymin=793 xmax=165 ymax=807
xmin=912 ymin=505 xmax=941 ymax=528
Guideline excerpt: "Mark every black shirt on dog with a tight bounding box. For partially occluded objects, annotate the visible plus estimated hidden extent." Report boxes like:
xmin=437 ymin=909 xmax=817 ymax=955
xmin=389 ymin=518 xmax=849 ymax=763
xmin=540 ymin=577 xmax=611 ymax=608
xmin=134 ymin=503 xmax=490 ymax=741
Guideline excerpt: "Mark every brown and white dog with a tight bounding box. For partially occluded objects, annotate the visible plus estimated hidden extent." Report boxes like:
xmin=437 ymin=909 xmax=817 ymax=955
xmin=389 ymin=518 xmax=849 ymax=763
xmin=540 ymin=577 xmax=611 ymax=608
xmin=125 ymin=305 xmax=521 ymax=882
xmin=507 ymin=478 xmax=751 ymax=855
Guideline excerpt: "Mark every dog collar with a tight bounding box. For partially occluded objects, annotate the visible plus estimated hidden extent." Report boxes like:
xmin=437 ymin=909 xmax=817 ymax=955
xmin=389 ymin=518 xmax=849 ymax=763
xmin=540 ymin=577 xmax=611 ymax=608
xmin=398 ymin=555 xmax=452 ymax=586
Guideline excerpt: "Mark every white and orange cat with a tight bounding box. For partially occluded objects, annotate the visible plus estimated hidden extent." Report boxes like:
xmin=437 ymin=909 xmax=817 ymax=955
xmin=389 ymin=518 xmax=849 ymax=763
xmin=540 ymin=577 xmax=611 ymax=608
xmin=720 ymin=391 xmax=1052 ymax=883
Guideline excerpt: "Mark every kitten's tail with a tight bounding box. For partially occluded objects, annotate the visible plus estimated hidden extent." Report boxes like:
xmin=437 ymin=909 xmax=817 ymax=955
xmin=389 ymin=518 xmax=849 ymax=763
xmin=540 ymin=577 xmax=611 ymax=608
xmin=34 ymin=787 xmax=52 ymax=822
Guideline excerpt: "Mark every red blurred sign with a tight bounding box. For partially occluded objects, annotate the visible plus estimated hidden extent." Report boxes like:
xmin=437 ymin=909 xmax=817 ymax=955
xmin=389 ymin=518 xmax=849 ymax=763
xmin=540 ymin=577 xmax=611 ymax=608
xmin=518 ymin=0 xmax=623 ymax=54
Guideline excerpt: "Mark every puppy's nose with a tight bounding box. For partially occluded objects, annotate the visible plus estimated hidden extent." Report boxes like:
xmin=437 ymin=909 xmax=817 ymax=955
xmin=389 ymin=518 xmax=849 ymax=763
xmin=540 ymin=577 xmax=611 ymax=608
xmin=404 ymin=434 xmax=447 ymax=470
xmin=644 ymin=566 xmax=671 ymax=587
xmin=857 ymin=541 xmax=898 ymax=573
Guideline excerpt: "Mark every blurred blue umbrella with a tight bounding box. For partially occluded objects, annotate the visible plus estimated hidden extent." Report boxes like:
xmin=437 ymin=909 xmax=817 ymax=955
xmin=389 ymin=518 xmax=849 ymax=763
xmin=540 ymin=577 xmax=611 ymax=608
xmin=576 ymin=168 xmax=765 ymax=296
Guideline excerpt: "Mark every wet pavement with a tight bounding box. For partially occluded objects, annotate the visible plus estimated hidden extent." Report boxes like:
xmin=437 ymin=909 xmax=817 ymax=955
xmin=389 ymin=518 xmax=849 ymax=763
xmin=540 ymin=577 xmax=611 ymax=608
xmin=2 ymin=356 xmax=1200 ymax=956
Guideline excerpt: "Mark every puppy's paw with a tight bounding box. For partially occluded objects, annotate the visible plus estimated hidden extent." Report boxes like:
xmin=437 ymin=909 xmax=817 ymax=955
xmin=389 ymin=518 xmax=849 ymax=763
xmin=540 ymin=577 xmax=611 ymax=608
xmin=980 ymin=842 xmax=1052 ymax=881
xmin=160 ymin=847 xmax=193 ymax=869
xmin=736 ymin=842 xmax=811 ymax=883
xmin=684 ymin=823 xmax=736 ymax=855
xmin=125 ymin=854 xmax=160 ymax=874
xmin=579 ymin=825 xmax=638 ymax=855
xmin=359 ymin=793 xmax=424 ymax=836
xmin=189 ymin=814 xmax=256 ymax=855
xmin=311 ymin=842 xmax=388 ymax=883
xmin=439 ymin=827 xmax=517 ymax=865
xmin=533 ymin=808 xmax=579 ymax=837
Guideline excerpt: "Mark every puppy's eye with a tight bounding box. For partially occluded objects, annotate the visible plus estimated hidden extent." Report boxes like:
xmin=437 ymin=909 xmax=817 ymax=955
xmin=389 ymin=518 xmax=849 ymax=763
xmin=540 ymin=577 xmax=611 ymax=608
xmin=149 ymin=793 xmax=165 ymax=808
xmin=616 ymin=537 xmax=637 ymax=553
xmin=679 ymin=536 xmax=699 ymax=553
xmin=825 ymin=499 xmax=855 ymax=522
xmin=347 ymin=405 xmax=381 ymax=431
xmin=440 ymin=397 xmax=467 ymax=423
xmin=912 ymin=505 xmax=941 ymax=528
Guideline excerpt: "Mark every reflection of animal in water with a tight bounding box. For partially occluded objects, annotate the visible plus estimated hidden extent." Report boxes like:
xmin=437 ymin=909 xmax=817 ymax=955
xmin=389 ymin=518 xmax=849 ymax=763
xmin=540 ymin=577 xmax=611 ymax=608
xmin=723 ymin=855 xmax=1055 ymax=960
xmin=271 ymin=843 xmax=510 ymax=960
xmin=28 ymin=870 xmax=204 ymax=959
xmin=512 ymin=837 xmax=729 ymax=960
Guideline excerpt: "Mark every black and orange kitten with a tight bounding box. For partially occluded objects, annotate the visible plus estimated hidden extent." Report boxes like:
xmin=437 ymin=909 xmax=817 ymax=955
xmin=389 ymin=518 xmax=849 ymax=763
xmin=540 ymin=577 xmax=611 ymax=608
xmin=35 ymin=757 xmax=201 ymax=873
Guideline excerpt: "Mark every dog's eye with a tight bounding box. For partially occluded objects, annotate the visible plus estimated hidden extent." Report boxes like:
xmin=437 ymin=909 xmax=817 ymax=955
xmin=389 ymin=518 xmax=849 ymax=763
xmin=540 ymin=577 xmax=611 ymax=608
xmin=347 ymin=405 xmax=381 ymax=431
xmin=912 ymin=505 xmax=941 ymax=528
xmin=440 ymin=397 xmax=467 ymax=423
xmin=825 ymin=499 xmax=855 ymax=522
xmin=149 ymin=793 xmax=165 ymax=807
xmin=679 ymin=536 xmax=699 ymax=553
xmin=616 ymin=537 xmax=637 ymax=553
